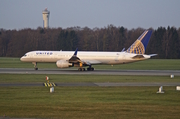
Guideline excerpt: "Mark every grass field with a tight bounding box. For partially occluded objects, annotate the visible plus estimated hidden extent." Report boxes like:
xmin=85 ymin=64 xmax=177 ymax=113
xmin=0 ymin=74 xmax=180 ymax=118
xmin=0 ymin=74 xmax=180 ymax=83
xmin=0 ymin=57 xmax=180 ymax=70
xmin=0 ymin=86 xmax=180 ymax=119
xmin=0 ymin=57 xmax=180 ymax=118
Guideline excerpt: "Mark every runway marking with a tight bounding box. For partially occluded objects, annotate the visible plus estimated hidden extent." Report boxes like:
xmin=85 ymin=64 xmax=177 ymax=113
xmin=43 ymin=83 xmax=56 ymax=87
xmin=44 ymin=83 xmax=47 ymax=87
xmin=52 ymin=83 xmax=56 ymax=86
xmin=0 ymin=82 xmax=180 ymax=87
xmin=0 ymin=68 xmax=180 ymax=76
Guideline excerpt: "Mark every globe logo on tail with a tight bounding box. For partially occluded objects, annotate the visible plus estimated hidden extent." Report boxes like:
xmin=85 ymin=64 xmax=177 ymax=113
xmin=126 ymin=30 xmax=151 ymax=54
xmin=128 ymin=40 xmax=145 ymax=54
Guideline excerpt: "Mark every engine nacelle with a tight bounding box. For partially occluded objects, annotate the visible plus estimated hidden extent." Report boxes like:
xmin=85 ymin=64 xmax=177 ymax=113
xmin=56 ymin=60 xmax=73 ymax=68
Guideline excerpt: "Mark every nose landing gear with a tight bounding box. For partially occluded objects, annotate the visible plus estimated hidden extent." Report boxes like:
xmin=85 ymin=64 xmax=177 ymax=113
xmin=32 ymin=62 xmax=38 ymax=70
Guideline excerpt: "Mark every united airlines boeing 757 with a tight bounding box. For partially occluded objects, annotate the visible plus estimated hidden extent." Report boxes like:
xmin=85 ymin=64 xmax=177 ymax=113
xmin=20 ymin=30 xmax=157 ymax=71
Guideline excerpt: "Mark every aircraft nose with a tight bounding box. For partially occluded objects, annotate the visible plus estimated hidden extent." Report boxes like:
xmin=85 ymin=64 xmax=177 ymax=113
xmin=20 ymin=57 xmax=24 ymax=61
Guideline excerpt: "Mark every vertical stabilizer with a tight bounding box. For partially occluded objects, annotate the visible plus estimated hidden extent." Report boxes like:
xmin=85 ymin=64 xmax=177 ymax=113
xmin=126 ymin=30 xmax=152 ymax=54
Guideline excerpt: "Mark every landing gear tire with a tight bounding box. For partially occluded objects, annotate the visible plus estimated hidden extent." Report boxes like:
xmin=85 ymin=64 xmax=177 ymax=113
xmin=78 ymin=68 xmax=85 ymax=71
xmin=35 ymin=68 xmax=38 ymax=70
xmin=87 ymin=67 xmax=94 ymax=71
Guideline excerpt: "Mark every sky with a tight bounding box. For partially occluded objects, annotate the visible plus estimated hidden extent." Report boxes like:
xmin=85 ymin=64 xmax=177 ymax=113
xmin=0 ymin=0 xmax=180 ymax=30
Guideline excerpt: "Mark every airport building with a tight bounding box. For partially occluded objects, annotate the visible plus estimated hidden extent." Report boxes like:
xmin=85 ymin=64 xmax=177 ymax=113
xmin=42 ymin=8 xmax=50 ymax=29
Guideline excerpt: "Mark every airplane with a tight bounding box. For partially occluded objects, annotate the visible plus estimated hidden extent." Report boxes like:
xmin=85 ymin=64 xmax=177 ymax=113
xmin=20 ymin=29 xmax=157 ymax=71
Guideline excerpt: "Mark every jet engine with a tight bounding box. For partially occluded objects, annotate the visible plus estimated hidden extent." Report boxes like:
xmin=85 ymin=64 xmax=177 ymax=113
xmin=56 ymin=60 xmax=73 ymax=68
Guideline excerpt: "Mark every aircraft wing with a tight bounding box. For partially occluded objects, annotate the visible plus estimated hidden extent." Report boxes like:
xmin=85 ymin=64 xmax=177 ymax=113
xmin=68 ymin=48 xmax=92 ymax=67
xmin=82 ymin=60 xmax=102 ymax=65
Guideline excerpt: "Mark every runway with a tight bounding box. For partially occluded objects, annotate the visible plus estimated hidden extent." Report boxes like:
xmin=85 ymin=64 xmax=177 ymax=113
xmin=1 ymin=68 xmax=180 ymax=87
xmin=0 ymin=82 xmax=180 ymax=87
xmin=0 ymin=68 xmax=180 ymax=76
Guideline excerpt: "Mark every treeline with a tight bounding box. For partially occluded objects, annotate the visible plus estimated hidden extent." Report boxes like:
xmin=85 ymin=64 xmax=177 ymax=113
xmin=0 ymin=25 xmax=180 ymax=58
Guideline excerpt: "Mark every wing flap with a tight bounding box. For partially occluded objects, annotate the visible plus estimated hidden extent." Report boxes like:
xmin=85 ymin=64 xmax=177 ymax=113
xmin=82 ymin=60 xmax=102 ymax=65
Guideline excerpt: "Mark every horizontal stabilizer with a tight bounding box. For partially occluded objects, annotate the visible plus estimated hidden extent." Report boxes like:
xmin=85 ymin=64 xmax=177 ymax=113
xmin=132 ymin=55 xmax=145 ymax=59
xmin=149 ymin=54 xmax=158 ymax=57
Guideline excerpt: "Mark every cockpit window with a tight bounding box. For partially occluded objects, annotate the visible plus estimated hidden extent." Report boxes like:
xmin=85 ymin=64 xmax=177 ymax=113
xmin=24 ymin=54 xmax=27 ymax=57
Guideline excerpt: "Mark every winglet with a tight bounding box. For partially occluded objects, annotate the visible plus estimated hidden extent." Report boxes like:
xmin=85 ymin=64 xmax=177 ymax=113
xmin=73 ymin=48 xmax=78 ymax=56
xmin=126 ymin=30 xmax=152 ymax=54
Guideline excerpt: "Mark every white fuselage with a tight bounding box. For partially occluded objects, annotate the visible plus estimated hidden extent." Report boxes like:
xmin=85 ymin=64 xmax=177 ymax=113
xmin=20 ymin=30 xmax=155 ymax=70
xmin=20 ymin=51 xmax=150 ymax=66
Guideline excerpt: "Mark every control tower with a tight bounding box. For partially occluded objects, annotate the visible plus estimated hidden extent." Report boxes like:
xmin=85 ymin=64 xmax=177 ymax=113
xmin=42 ymin=8 xmax=50 ymax=28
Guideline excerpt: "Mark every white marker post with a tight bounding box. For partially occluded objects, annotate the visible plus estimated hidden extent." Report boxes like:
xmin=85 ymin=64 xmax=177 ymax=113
xmin=157 ymin=86 xmax=164 ymax=93
xmin=50 ymin=87 xmax=54 ymax=93
xmin=176 ymin=86 xmax=180 ymax=91
xmin=170 ymin=75 xmax=174 ymax=78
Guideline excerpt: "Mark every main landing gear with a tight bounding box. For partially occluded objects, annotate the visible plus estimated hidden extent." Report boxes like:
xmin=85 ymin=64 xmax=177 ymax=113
xmin=78 ymin=66 xmax=94 ymax=71
xmin=87 ymin=65 xmax=94 ymax=71
xmin=87 ymin=67 xmax=94 ymax=71
xmin=32 ymin=62 xmax=38 ymax=70
xmin=78 ymin=68 xmax=86 ymax=71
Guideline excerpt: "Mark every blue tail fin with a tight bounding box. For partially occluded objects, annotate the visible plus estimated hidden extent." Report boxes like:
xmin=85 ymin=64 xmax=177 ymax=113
xmin=126 ymin=30 xmax=152 ymax=54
